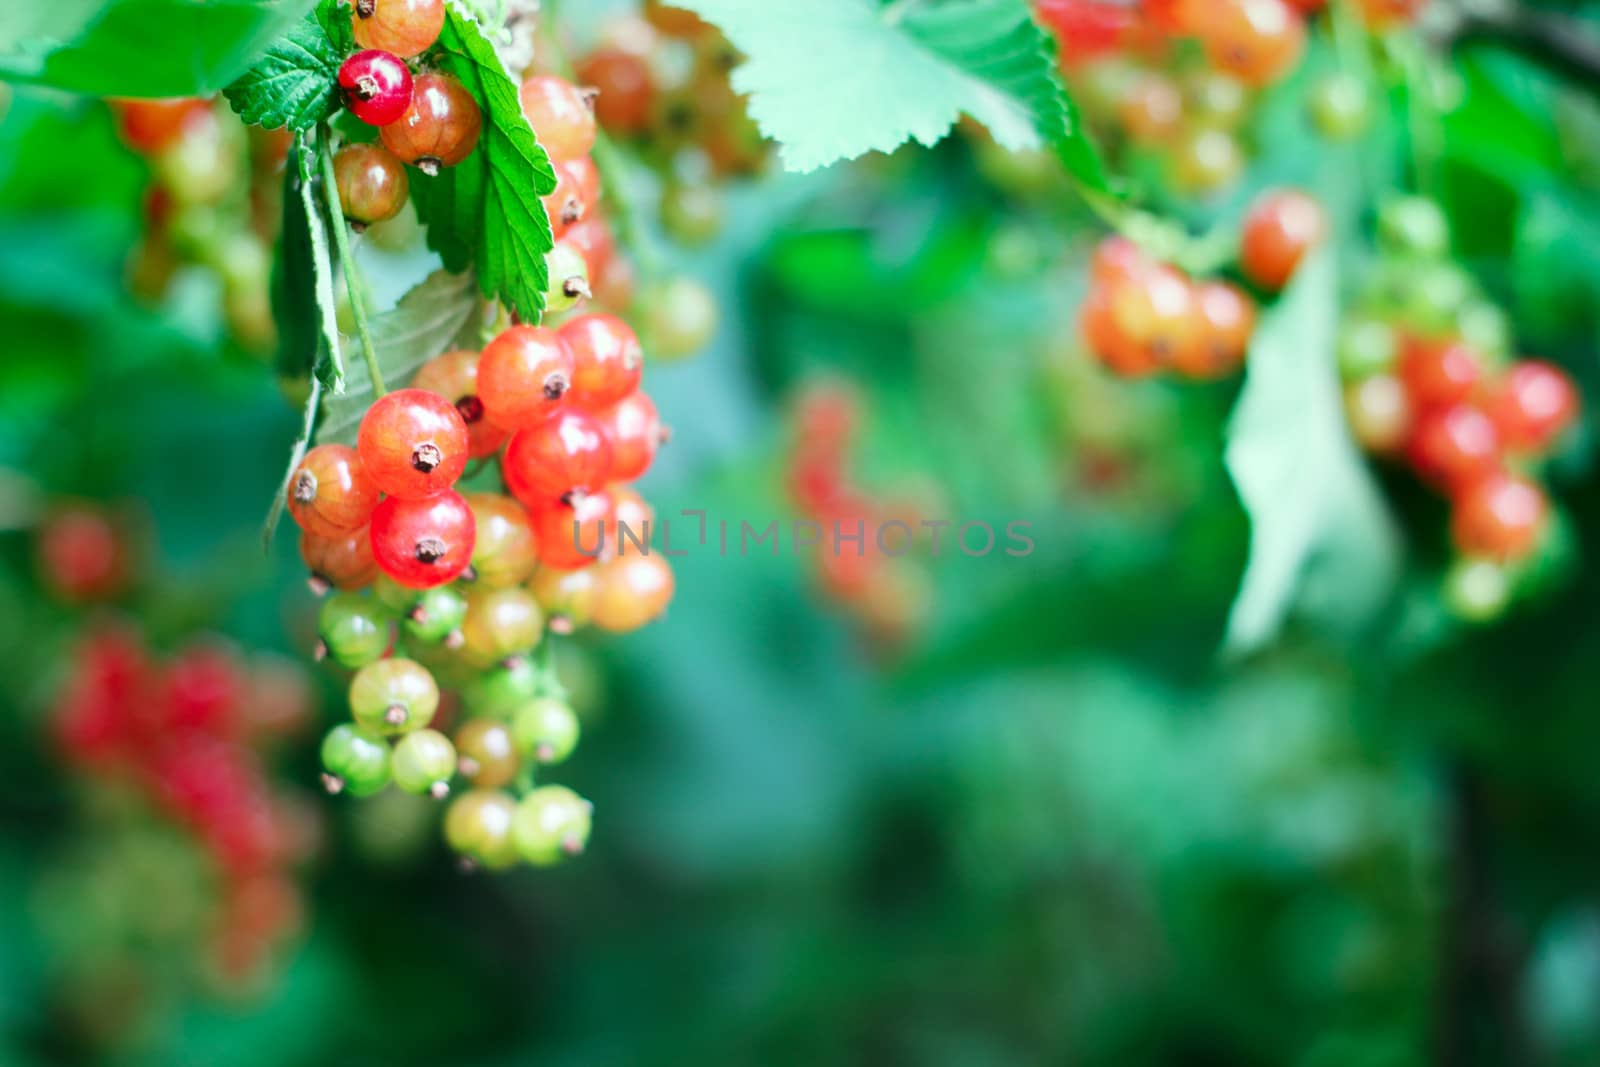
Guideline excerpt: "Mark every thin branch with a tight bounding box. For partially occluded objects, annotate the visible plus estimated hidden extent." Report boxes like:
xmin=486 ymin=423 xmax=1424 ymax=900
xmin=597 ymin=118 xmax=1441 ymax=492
xmin=316 ymin=126 xmax=386 ymax=396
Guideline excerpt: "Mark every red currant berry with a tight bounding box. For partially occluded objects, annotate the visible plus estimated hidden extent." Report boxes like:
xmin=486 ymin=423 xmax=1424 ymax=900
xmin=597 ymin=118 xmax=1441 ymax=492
xmin=300 ymin=527 xmax=378 ymax=592
xmin=380 ymin=72 xmax=483 ymax=175
xmin=562 ymin=216 xmax=617 ymax=280
xmin=1407 ymin=403 xmax=1502 ymax=492
xmin=369 ymin=490 xmax=476 ymax=589
xmin=1451 ymin=473 xmax=1547 ymax=561
xmin=288 ymin=443 xmax=381 ymax=537
xmin=503 ymin=410 xmax=615 ymax=506
xmin=332 ymin=143 xmax=410 ymax=228
xmin=1240 ymin=188 xmax=1325 ymax=292
xmin=1107 ymin=264 xmax=1201 ymax=372
xmin=590 ymin=552 xmax=674 ymax=632
xmin=530 ymin=489 xmax=614 ymax=570
xmin=518 ymin=75 xmax=597 ymax=163
xmin=110 ymin=97 xmax=210 ymax=154
xmin=339 ymin=50 xmax=414 ymax=128
xmin=542 ymin=162 xmax=585 ymax=237
xmin=351 ymin=0 xmax=444 ymax=59
xmin=1355 ymin=0 xmax=1427 ymax=27
xmin=37 ymin=505 xmax=131 ymax=602
xmin=1119 ymin=74 xmax=1183 ymax=145
xmin=1189 ymin=0 xmax=1306 ymax=87
xmin=577 ymin=48 xmax=656 ymax=133
xmin=559 ymin=313 xmax=643 ymax=409
xmin=1175 ymin=280 xmax=1255 ymax=379
xmin=1398 ymin=338 xmax=1484 ymax=413
xmin=357 ymin=388 xmax=470 ymax=499
xmin=597 ymin=390 xmax=662 ymax=483
xmin=1090 ymin=236 xmax=1149 ymax=288
xmin=1344 ymin=374 xmax=1413 ymax=454
xmin=477 ymin=325 xmax=575 ymax=430
xmin=454 ymin=719 xmax=519 ymax=789
xmin=1484 ymin=360 xmax=1579 ymax=454
xmin=410 ymin=349 xmax=510 ymax=458
xmin=464 ymin=492 xmax=540 ymax=587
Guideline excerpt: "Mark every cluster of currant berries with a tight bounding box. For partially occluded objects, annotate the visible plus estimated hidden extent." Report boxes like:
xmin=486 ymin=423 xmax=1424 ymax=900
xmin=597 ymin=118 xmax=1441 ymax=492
xmin=1335 ymin=197 xmax=1581 ymax=621
xmin=50 ymin=625 xmax=316 ymax=986
xmin=1041 ymin=0 xmax=1421 ymax=196
xmin=784 ymin=381 xmax=938 ymax=649
xmin=111 ymin=96 xmax=287 ymax=350
xmin=575 ymin=1 xmax=766 ymax=248
xmin=290 ymin=312 xmax=670 ymax=868
xmin=328 ymin=0 xmax=481 ymax=229
xmin=1080 ymin=188 xmax=1325 ymax=379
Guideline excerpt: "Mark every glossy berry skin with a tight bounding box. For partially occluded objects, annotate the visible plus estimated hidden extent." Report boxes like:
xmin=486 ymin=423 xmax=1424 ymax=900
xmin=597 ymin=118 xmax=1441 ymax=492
xmin=1344 ymin=375 xmax=1412 ymax=454
xmin=458 ymin=587 xmax=544 ymax=668
xmin=1485 ymin=361 xmax=1579 ymax=454
xmin=544 ymin=242 xmax=592 ymax=314
xmin=1398 ymin=339 xmax=1483 ymax=413
xmin=1106 ymin=265 xmax=1201 ymax=374
xmin=332 ymin=143 xmax=410 ymax=226
xmin=531 ymin=490 xmax=614 ymax=571
xmin=289 ymin=443 xmax=381 ymax=537
xmin=597 ymin=391 xmax=661 ymax=483
xmin=301 ymin=527 xmax=378 ymax=591
xmin=1240 ymin=189 xmax=1325 ymax=292
xmin=464 ymin=493 xmax=539 ymax=587
xmin=403 ymin=585 xmax=468 ymax=644
xmin=351 ymin=0 xmax=444 ymax=58
xmin=503 ymin=410 xmax=615 ymax=506
xmin=410 ymin=349 xmax=509 ymax=459
xmin=381 ymin=73 xmax=483 ymax=175
xmin=357 ymin=388 xmax=470 ymax=499
xmin=560 ymin=314 xmax=643 ymax=408
xmin=577 ymin=48 xmax=656 ymax=133
xmin=349 ymin=657 xmax=439 ymax=735
xmin=1407 ymin=404 xmax=1502 ymax=492
xmin=445 ymin=790 xmax=519 ymax=867
xmin=512 ymin=696 xmax=580 ymax=764
xmin=391 ymin=728 xmax=456 ymax=796
xmin=1452 ymin=474 xmax=1547 ymax=561
xmin=477 ymin=325 xmax=575 ymax=429
xmin=1176 ymin=281 xmax=1255 ymax=379
xmin=591 ymin=552 xmax=674 ymax=632
xmin=317 ymin=591 xmax=393 ymax=668
xmin=530 ymin=565 xmax=598 ymax=631
xmin=513 ymin=785 xmax=593 ymax=865
xmin=518 ymin=75 xmax=597 ymax=163
xmin=339 ymin=50 xmax=414 ymax=127
xmin=321 ymin=724 xmax=391 ymax=796
xmin=454 ymin=719 xmax=519 ymax=788
xmin=369 ymin=490 xmax=476 ymax=589
xmin=1190 ymin=0 xmax=1306 ymax=88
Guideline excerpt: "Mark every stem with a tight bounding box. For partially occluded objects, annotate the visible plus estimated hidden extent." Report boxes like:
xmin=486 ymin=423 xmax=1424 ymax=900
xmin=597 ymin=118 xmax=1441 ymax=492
xmin=1390 ymin=34 xmax=1444 ymax=197
xmin=317 ymin=126 xmax=386 ymax=396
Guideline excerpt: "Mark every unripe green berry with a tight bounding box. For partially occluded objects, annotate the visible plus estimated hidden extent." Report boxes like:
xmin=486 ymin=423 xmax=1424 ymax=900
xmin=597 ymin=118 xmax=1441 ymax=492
xmin=317 ymin=591 xmax=393 ymax=668
xmin=459 ymin=658 xmax=538 ymax=718
xmin=1444 ymin=557 xmax=1512 ymax=624
xmin=404 ymin=584 xmax=469 ymax=645
xmin=659 ymin=181 xmax=723 ymax=246
xmin=511 ymin=696 xmax=581 ymax=764
xmin=390 ymin=729 xmax=457 ymax=798
xmin=444 ymin=789 xmax=519 ymax=867
xmin=544 ymin=242 xmax=591 ymax=314
xmin=641 ymin=275 xmax=717 ymax=361
xmin=512 ymin=785 xmax=593 ymax=866
xmin=1337 ymin=318 xmax=1398 ymax=381
xmin=350 ymin=658 xmax=440 ymax=735
xmin=1308 ymin=72 xmax=1370 ymax=141
xmin=1378 ymin=196 xmax=1451 ymax=260
xmin=321 ymin=724 xmax=392 ymax=797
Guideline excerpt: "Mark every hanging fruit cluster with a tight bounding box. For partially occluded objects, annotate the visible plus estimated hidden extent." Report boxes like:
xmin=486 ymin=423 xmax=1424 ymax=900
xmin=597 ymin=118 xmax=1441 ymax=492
xmin=111 ymin=96 xmax=287 ymax=350
xmin=1079 ymin=188 xmax=1325 ymax=380
xmin=574 ymin=2 xmax=767 ymax=248
xmin=49 ymin=624 xmax=317 ymax=987
xmin=278 ymin=0 xmax=675 ymax=871
xmin=784 ymin=380 xmax=938 ymax=649
xmin=1038 ymin=0 xmax=1427 ymax=197
xmin=1335 ymin=197 xmax=1581 ymax=621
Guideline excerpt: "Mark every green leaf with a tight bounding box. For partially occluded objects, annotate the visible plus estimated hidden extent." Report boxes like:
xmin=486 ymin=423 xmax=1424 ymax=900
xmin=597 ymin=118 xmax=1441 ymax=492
xmin=292 ymin=134 xmax=346 ymax=391
xmin=410 ymin=2 xmax=557 ymax=320
xmin=224 ymin=2 xmax=351 ymax=133
xmin=0 ymin=0 xmax=315 ymax=98
xmin=263 ymin=374 xmax=323 ymax=547
xmin=1223 ymin=249 xmax=1402 ymax=655
xmin=314 ymin=269 xmax=479 ymax=446
xmin=673 ymin=0 xmax=1109 ymax=190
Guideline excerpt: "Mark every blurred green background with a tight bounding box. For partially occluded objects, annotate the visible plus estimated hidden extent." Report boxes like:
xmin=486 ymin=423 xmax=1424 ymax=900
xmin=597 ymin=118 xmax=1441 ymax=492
xmin=5 ymin=1 xmax=1600 ymax=1065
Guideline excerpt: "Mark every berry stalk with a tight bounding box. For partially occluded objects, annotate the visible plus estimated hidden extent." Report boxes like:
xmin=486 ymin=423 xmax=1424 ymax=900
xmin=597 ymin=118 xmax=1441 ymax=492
xmin=317 ymin=125 xmax=387 ymax=396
